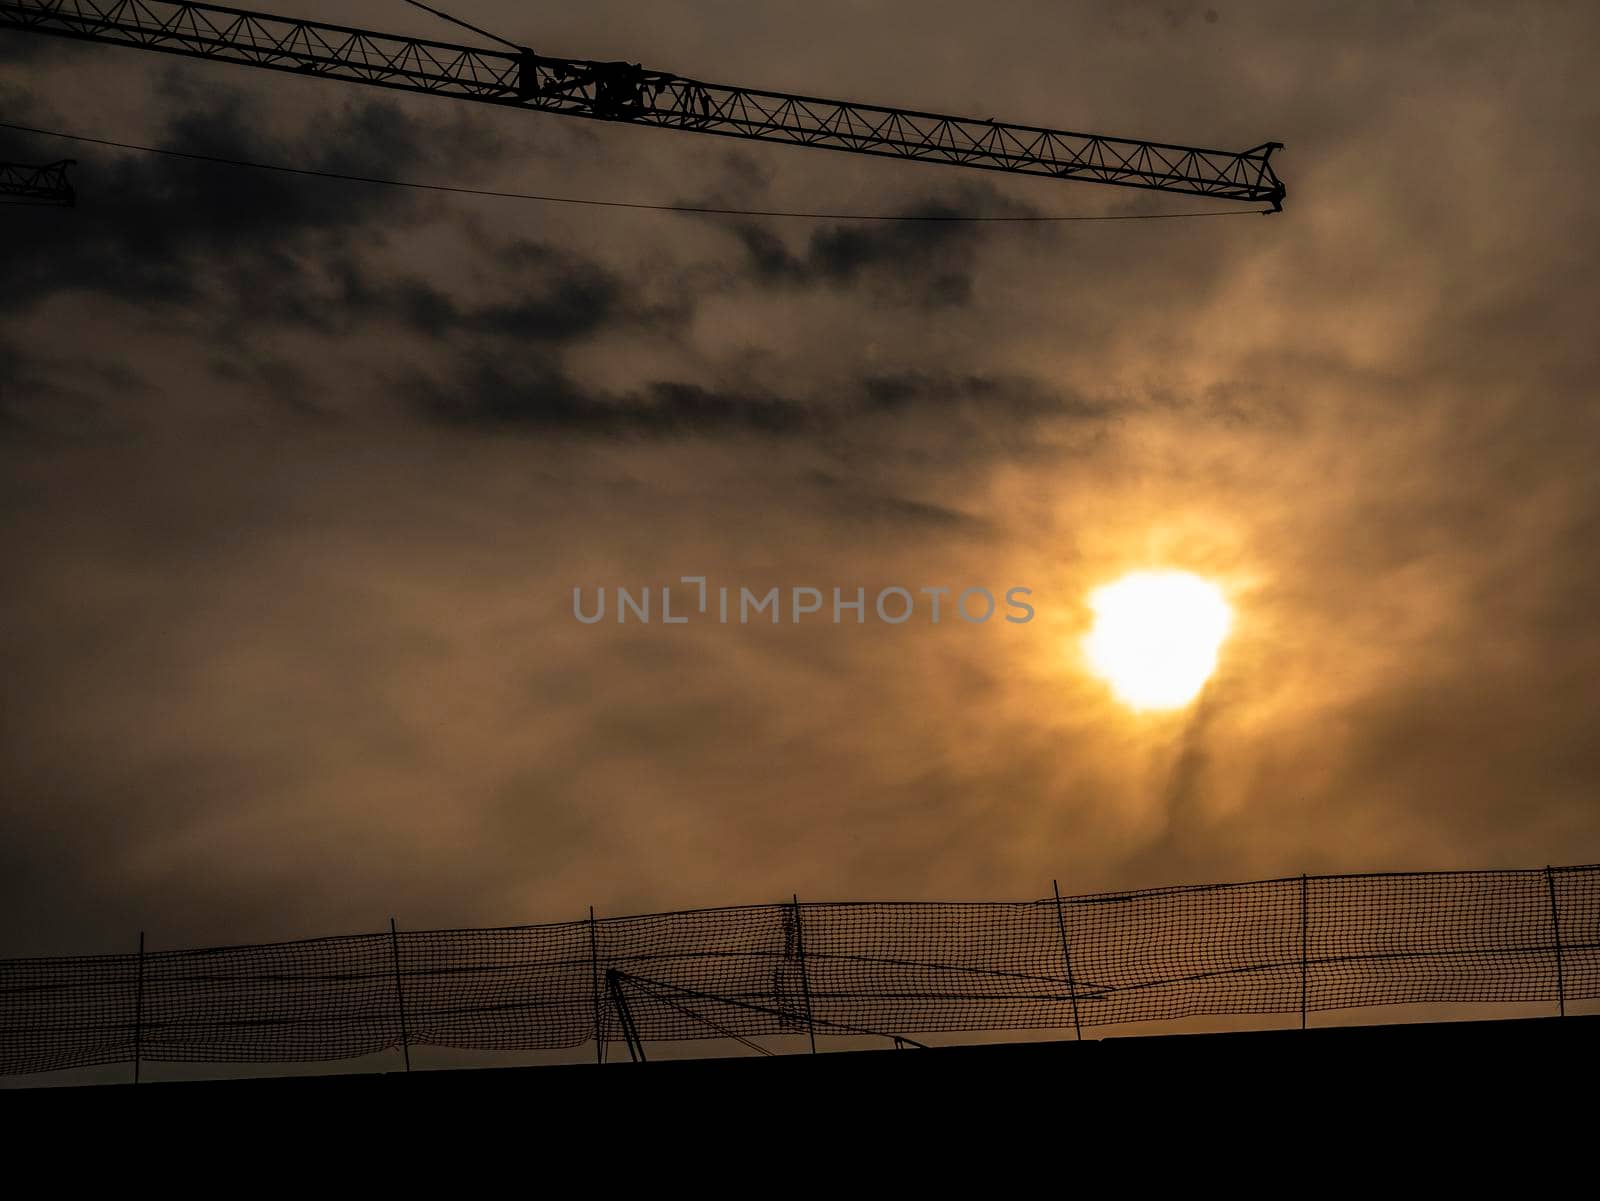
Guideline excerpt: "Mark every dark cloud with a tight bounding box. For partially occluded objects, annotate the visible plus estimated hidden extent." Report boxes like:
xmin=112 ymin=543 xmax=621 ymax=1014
xmin=0 ymin=337 xmax=148 ymax=441
xmin=0 ymin=81 xmax=498 ymax=316
xmin=405 ymin=351 xmax=1103 ymax=451
xmin=801 ymin=469 xmax=985 ymax=529
xmin=374 ymin=245 xmax=633 ymax=343
xmin=724 ymin=193 xmax=1019 ymax=308
xmin=0 ymin=25 xmax=71 ymax=65
xmin=862 ymin=371 xmax=1104 ymax=421
xmin=206 ymin=353 xmax=320 ymax=417
xmin=409 ymin=359 xmax=814 ymax=435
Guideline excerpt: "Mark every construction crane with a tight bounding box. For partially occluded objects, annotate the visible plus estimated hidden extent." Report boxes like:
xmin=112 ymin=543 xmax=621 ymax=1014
xmin=0 ymin=157 xmax=75 ymax=205
xmin=0 ymin=0 xmax=1286 ymax=210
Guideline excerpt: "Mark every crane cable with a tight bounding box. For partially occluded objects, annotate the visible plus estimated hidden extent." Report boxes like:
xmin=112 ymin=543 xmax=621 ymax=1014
xmin=0 ymin=120 xmax=1273 ymax=222
xmin=398 ymin=0 xmax=522 ymax=52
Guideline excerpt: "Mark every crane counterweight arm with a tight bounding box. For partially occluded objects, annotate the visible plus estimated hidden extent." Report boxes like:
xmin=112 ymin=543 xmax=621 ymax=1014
xmin=0 ymin=0 xmax=1286 ymax=210
xmin=0 ymin=157 xmax=75 ymax=205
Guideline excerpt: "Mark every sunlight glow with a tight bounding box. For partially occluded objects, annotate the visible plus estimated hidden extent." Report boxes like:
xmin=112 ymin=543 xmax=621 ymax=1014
xmin=1083 ymin=571 xmax=1233 ymax=711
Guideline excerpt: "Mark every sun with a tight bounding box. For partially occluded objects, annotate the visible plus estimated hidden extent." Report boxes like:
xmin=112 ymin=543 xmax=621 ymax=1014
xmin=1083 ymin=571 xmax=1233 ymax=711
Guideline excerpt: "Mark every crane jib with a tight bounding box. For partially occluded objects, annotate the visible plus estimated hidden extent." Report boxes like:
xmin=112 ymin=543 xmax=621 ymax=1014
xmin=0 ymin=157 xmax=76 ymax=206
xmin=0 ymin=0 xmax=1286 ymax=210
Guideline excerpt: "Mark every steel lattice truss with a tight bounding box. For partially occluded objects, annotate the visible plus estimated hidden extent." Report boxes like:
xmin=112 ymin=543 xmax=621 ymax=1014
xmin=0 ymin=0 xmax=1287 ymax=209
xmin=0 ymin=157 xmax=75 ymax=204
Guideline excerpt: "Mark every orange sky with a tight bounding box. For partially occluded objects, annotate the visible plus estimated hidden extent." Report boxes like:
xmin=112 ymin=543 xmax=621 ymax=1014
xmin=2 ymin=1 xmax=1598 ymax=961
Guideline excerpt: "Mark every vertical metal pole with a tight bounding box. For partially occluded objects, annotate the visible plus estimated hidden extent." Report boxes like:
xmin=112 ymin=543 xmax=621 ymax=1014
xmin=1300 ymin=874 xmax=1309 ymax=1031
xmin=589 ymin=907 xmax=604 ymax=1063
xmin=133 ymin=931 xmax=145 ymax=1085
xmin=389 ymin=918 xmax=411 ymax=1072
xmin=607 ymin=971 xmax=646 ymax=1063
xmin=1546 ymin=866 xmax=1566 ymax=1018
xmin=792 ymin=895 xmax=817 ymax=1054
xmin=1052 ymin=881 xmax=1082 ymax=1041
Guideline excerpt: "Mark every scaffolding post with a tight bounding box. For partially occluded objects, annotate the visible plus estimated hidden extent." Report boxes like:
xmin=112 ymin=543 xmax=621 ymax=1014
xmin=793 ymin=895 xmax=817 ymax=1054
xmin=389 ymin=917 xmax=411 ymax=1072
xmin=1052 ymin=881 xmax=1083 ymax=1041
xmin=590 ymin=906 xmax=604 ymax=1063
xmin=1546 ymin=866 xmax=1566 ymax=1018
xmin=133 ymin=931 xmax=145 ymax=1084
xmin=607 ymin=971 xmax=647 ymax=1062
xmin=1300 ymin=874 xmax=1309 ymax=1030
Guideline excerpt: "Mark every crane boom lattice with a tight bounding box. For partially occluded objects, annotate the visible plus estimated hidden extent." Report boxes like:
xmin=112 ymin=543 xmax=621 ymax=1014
xmin=0 ymin=157 xmax=75 ymax=205
xmin=0 ymin=0 xmax=1286 ymax=209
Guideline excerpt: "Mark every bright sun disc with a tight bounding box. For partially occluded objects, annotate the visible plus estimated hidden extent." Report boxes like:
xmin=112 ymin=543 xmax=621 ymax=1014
xmin=1083 ymin=571 xmax=1233 ymax=711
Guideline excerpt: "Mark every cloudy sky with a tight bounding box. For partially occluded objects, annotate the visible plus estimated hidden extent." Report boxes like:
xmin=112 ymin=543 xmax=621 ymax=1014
xmin=2 ymin=0 xmax=1598 ymax=961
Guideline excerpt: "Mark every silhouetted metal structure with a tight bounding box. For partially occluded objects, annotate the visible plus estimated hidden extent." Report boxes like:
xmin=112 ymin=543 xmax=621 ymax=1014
xmin=2 ymin=864 xmax=1593 ymax=1077
xmin=0 ymin=0 xmax=1286 ymax=210
xmin=0 ymin=157 xmax=74 ymax=205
